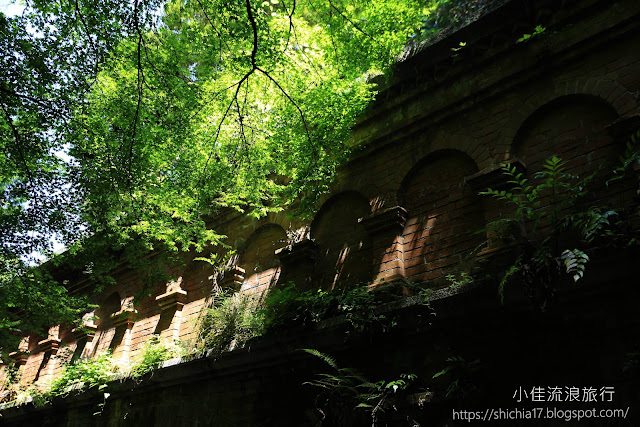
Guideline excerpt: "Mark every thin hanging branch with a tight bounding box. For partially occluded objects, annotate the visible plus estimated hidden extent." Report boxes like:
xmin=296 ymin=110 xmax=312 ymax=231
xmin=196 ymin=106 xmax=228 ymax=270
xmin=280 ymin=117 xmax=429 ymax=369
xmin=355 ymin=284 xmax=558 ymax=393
xmin=328 ymin=1 xmax=372 ymax=39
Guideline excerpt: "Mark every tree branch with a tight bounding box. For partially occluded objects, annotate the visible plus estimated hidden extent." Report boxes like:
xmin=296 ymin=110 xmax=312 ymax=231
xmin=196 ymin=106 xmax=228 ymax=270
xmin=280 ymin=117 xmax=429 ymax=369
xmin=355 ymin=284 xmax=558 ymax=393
xmin=328 ymin=1 xmax=372 ymax=39
xmin=246 ymin=0 xmax=259 ymax=69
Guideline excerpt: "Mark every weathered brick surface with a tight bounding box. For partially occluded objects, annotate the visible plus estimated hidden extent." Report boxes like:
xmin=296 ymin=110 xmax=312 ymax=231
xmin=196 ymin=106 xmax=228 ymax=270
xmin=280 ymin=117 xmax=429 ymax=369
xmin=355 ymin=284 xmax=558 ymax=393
xmin=311 ymin=192 xmax=372 ymax=289
xmin=239 ymin=224 xmax=287 ymax=295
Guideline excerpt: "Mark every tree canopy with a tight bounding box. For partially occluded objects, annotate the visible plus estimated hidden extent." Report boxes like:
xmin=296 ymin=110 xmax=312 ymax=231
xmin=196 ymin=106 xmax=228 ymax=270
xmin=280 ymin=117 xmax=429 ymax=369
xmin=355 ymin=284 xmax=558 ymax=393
xmin=0 ymin=0 xmax=488 ymax=354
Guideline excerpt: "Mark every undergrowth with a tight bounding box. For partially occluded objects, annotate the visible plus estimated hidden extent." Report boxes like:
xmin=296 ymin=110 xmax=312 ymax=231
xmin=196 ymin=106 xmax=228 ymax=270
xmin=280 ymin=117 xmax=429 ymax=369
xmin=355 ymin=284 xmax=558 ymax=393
xmin=302 ymin=348 xmax=419 ymax=426
xmin=196 ymin=290 xmax=264 ymax=356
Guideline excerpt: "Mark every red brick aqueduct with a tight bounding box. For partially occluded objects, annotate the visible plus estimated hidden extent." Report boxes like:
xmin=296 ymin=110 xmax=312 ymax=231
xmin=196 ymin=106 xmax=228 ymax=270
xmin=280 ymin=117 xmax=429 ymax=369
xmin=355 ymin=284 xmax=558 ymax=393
xmin=2 ymin=0 xmax=640 ymax=425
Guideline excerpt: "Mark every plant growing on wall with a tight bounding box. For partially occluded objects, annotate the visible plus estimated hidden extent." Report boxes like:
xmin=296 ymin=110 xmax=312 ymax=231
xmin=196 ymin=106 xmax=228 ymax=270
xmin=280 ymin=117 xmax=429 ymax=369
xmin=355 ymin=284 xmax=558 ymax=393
xmin=49 ymin=351 xmax=118 ymax=397
xmin=196 ymin=289 xmax=264 ymax=356
xmin=129 ymin=335 xmax=184 ymax=377
xmin=481 ymin=154 xmax=638 ymax=308
xmin=302 ymin=348 xmax=419 ymax=426
xmin=260 ymin=282 xmax=405 ymax=333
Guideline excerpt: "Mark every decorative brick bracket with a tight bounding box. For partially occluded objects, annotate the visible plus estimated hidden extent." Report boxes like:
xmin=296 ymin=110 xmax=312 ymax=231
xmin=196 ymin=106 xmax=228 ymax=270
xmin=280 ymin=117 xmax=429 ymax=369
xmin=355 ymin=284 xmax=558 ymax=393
xmin=360 ymin=206 xmax=407 ymax=235
xmin=216 ymin=266 xmax=245 ymax=291
xmin=276 ymin=239 xmax=318 ymax=264
xmin=111 ymin=308 xmax=137 ymax=328
xmin=8 ymin=351 xmax=29 ymax=365
xmin=38 ymin=338 xmax=62 ymax=355
xmin=466 ymin=160 xmax=527 ymax=257
xmin=156 ymin=288 xmax=188 ymax=311
xmin=72 ymin=323 xmax=98 ymax=340
xmin=276 ymin=239 xmax=318 ymax=287
xmin=605 ymin=114 xmax=640 ymax=141
xmin=361 ymin=206 xmax=408 ymax=285
xmin=465 ymin=159 xmax=527 ymax=191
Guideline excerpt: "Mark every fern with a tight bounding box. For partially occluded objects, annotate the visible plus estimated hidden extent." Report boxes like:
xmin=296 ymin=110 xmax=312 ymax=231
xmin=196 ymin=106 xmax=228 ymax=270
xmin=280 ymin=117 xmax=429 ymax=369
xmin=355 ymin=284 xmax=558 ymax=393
xmin=609 ymin=128 xmax=640 ymax=186
xmin=498 ymin=256 xmax=522 ymax=303
xmin=564 ymin=208 xmax=618 ymax=243
xmin=302 ymin=348 xmax=339 ymax=370
xmin=479 ymin=155 xmax=632 ymax=306
xmin=303 ymin=349 xmax=417 ymax=424
xmin=561 ymin=249 xmax=589 ymax=282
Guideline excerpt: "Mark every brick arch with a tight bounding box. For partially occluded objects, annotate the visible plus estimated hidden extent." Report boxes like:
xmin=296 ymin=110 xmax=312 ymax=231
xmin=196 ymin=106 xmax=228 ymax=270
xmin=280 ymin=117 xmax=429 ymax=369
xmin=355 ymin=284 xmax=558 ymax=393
xmin=315 ymin=177 xmax=379 ymax=214
xmin=311 ymin=191 xmax=373 ymax=290
xmin=512 ymin=94 xmax=619 ymax=172
xmin=496 ymin=79 xmax=638 ymax=160
xmin=398 ymin=149 xmax=483 ymax=285
xmin=503 ymin=93 xmax=637 ymax=223
xmin=389 ymin=134 xmax=491 ymax=200
xmin=238 ymin=224 xmax=287 ymax=295
xmin=96 ymin=292 xmax=122 ymax=328
xmin=263 ymin=211 xmax=306 ymax=234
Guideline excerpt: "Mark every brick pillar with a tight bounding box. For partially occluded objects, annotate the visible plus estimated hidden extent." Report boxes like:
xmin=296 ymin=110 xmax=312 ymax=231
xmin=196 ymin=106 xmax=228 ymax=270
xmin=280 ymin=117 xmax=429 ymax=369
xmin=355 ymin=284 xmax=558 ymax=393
xmin=156 ymin=285 xmax=188 ymax=343
xmin=38 ymin=336 xmax=61 ymax=386
xmin=466 ymin=159 xmax=526 ymax=257
xmin=361 ymin=206 xmax=407 ymax=286
xmin=111 ymin=308 xmax=136 ymax=365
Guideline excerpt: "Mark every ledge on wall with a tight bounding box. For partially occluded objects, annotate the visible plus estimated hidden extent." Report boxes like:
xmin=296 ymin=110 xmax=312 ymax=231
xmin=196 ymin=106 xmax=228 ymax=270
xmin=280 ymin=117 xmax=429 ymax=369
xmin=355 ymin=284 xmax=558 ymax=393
xmin=37 ymin=338 xmax=61 ymax=354
xmin=156 ymin=289 xmax=188 ymax=311
xmin=465 ymin=158 xmax=527 ymax=191
xmin=216 ymin=266 xmax=245 ymax=292
xmin=110 ymin=308 xmax=137 ymax=328
xmin=7 ymin=352 xmax=29 ymax=366
xmin=71 ymin=324 xmax=97 ymax=340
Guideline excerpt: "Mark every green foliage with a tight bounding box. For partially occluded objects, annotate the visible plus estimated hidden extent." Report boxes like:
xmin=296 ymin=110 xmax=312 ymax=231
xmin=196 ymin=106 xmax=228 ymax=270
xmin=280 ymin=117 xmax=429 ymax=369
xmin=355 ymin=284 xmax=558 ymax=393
xmin=192 ymin=281 xmax=418 ymax=360
xmin=560 ymin=249 xmax=589 ymax=283
xmin=196 ymin=289 xmax=264 ymax=356
xmin=431 ymin=356 xmax=480 ymax=399
xmin=129 ymin=335 xmax=184 ymax=377
xmin=50 ymin=352 xmax=117 ymax=397
xmin=444 ymin=272 xmax=472 ymax=288
xmin=193 ymin=250 xmax=235 ymax=269
xmin=260 ymin=283 xmax=337 ymax=329
xmin=609 ymin=128 xmax=640 ymax=189
xmin=1 ymin=0 xmax=453 ymax=347
xmin=0 ymin=260 xmax=88 ymax=358
xmin=0 ymin=364 xmax=21 ymax=403
xmin=480 ymin=156 xmax=630 ymax=307
xmin=516 ymin=25 xmax=546 ymax=43
xmin=563 ymin=208 xmax=619 ymax=243
xmin=302 ymin=348 xmax=417 ymax=425
xmin=260 ymin=282 xmax=402 ymax=333
xmin=497 ymin=256 xmax=521 ymax=303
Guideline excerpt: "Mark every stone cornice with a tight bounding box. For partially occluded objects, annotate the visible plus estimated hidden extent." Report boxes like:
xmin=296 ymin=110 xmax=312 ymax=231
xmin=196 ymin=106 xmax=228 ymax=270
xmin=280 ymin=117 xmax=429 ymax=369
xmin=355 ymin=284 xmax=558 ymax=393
xmin=360 ymin=206 xmax=408 ymax=235
xmin=111 ymin=308 xmax=137 ymax=328
xmin=156 ymin=289 xmax=188 ymax=311
xmin=38 ymin=338 xmax=61 ymax=354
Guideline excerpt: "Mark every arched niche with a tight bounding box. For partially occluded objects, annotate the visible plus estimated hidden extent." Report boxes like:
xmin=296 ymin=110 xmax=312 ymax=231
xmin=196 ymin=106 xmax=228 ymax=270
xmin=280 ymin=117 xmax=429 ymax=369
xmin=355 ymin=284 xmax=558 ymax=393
xmin=398 ymin=149 xmax=482 ymax=284
xmin=513 ymin=94 xmax=619 ymax=174
xmin=91 ymin=292 xmax=122 ymax=355
xmin=513 ymin=94 xmax=636 ymax=217
xmin=239 ymin=224 xmax=287 ymax=295
xmin=310 ymin=192 xmax=372 ymax=290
